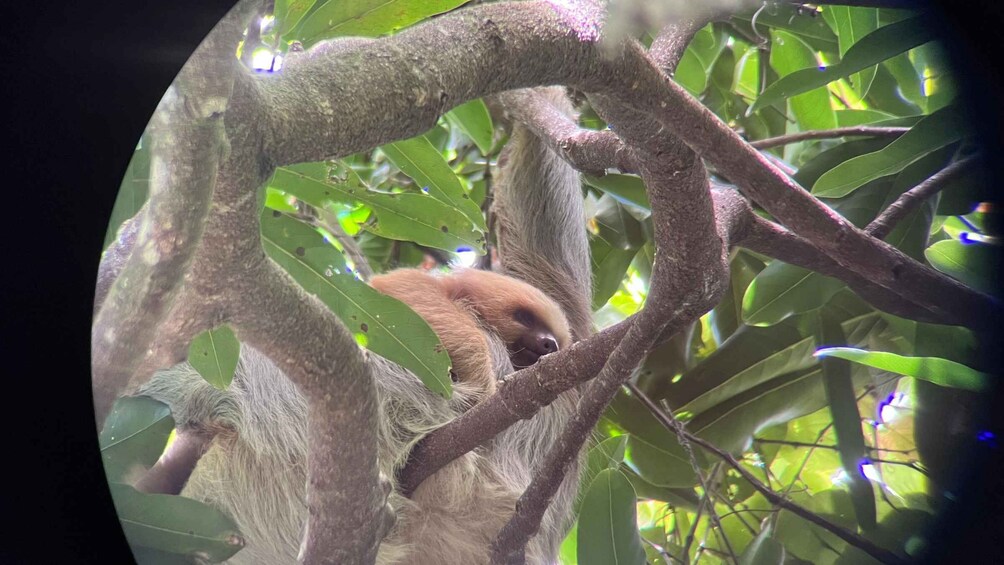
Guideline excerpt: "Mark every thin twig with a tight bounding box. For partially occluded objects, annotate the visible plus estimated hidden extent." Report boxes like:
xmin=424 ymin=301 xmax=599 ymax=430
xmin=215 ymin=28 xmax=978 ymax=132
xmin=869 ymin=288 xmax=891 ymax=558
xmin=627 ymin=386 xmax=908 ymax=565
xmin=754 ymin=438 xmax=916 ymax=455
xmin=749 ymin=127 xmax=910 ymax=149
xmin=865 ymin=156 xmax=979 ymax=239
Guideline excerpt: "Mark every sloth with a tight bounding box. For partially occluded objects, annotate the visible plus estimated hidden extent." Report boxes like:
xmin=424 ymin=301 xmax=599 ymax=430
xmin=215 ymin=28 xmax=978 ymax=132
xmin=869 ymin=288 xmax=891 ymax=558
xmin=131 ymin=85 xmax=589 ymax=564
xmin=370 ymin=268 xmax=573 ymax=396
xmin=137 ymin=267 xmax=579 ymax=564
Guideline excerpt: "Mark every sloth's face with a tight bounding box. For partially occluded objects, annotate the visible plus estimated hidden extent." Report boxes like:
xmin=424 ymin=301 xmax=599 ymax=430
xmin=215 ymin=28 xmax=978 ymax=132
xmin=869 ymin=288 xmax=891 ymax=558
xmin=507 ymin=308 xmax=561 ymax=369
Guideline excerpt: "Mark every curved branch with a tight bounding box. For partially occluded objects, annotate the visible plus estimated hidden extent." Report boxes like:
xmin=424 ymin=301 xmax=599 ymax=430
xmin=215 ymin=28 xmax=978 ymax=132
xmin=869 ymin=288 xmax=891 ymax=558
xmin=229 ymin=259 xmax=391 ymax=564
xmin=743 ymin=215 xmax=955 ymax=324
xmin=749 ymin=126 xmax=910 ymax=149
xmin=91 ymin=3 xmax=258 ymax=427
xmin=866 ymin=155 xmax=979 ymax=239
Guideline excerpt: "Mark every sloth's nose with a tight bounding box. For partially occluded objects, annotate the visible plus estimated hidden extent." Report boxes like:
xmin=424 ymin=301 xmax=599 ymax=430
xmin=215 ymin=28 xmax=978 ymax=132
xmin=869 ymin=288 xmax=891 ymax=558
xmin=537 ymin=335 xmax=558 ymax=354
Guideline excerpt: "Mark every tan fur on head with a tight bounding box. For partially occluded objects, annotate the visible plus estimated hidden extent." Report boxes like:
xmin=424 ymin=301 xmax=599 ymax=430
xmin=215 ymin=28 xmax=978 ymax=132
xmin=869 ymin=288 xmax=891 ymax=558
xmin=442 ymin=269 xmax=572 ymax=351
xmin=370 ymin=268 xmax=572 ymax=398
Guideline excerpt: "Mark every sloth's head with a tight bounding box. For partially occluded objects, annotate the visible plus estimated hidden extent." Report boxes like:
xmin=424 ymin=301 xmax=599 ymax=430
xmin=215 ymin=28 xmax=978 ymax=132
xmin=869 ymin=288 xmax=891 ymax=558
xmin=444 ymin=269 xmax=572 ymax=369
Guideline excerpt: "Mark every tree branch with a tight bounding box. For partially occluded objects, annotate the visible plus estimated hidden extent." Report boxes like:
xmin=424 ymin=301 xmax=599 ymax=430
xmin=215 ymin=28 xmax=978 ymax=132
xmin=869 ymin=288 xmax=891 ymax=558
xmin=229 ymin=259 xmax=391 ymax=564
xmin=398 ymin=318 xmax=633 ymax=497
xmin=248 ymin=0 xmax=995 ymax=329
xmin=491 ymin=313 xmax=674 ymax=564
xmin=865 ymin=155 xmax=979 ymax=239
xmin=749 ymin=126 xmax=911 ymax=149
xmin=91 ymin=3 xmax=258 ymax=427
xmin=628 ymin=385 xmax=908 ymax=565
xmin=742 ymin=214 xmax=955 ymax=323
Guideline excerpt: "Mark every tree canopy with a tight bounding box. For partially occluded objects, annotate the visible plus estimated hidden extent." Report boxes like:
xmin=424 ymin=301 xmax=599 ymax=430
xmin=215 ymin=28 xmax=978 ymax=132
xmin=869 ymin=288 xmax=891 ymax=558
xmin=94 ymin=1 xmax=999 ymax=564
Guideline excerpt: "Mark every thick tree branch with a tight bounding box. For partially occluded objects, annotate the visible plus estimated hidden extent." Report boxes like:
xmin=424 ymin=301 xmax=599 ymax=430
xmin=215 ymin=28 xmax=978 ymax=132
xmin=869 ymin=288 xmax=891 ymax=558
xmin=865 ymin=156 xmax=979 ymax=239
xmin=229 ymin=259 xmax=391 ymax=564
xmin=742 ymin=214 xmax=955 ymax=324
xmin=749 ymin=126 xmax=911 ymax=149
xmin=91 ymin=3 xmax=258 ymax=427
xmin=628 ymin=385 xmax=908 ymax=565
xmin=95 ymin=203 xmax=144 ymax=317
xmin=248 ymin=0 xmax=995 ymax=329
xmin=493 ymin=30 xmax=729 ymax=553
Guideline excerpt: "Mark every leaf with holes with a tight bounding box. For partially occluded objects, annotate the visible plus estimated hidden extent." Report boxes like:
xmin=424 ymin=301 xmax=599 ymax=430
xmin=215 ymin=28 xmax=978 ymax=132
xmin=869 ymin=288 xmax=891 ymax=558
xmin=110 ymin=483 xmax=245 ymax=561
xmin=261 ymin=211 xmax=453 ymax=397
xmin=188 ymin=325 xmax=240 ymax=390
xmin=271 ymin=162 xmax=485 ymax=254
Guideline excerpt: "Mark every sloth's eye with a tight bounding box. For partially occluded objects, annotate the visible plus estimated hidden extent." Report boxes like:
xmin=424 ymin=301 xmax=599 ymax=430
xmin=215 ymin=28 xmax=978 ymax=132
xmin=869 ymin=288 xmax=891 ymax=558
xmin=512 ymin=309 xmax=537 ymax=327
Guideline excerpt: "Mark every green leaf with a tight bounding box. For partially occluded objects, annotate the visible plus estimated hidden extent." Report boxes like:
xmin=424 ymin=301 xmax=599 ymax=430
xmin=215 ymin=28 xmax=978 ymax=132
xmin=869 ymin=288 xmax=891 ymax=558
xmin=675 ymin=50 xmax=709 ymax=95
xmin=924 ymin=239 xmax=1001 ymax=297
xmin=271 ymin=162 xmax=486 ymax=254
xmin=776 ymin=490 xmax=856 ymax=561
xmin=261 ymin=211 xmax=453 ymax=397
xmin=752 ymin=15 xmax=935 ymax=114
xmin=576 ymin=435 xmax=629 ymax=514
xmin=827 ymin=6 xmax=879 ymax=98
xmin=589 ymin=194 xmax=646 ymax=310
xmin=769 ymin=30 xmax=836 ymax=131
xmin=444 ymin=98 xmax=494 ymax=155
xmin=275 ymin=0 xmax=317 ymax=37
xmin=109 ymin=483 xmax=244 ymax=561
xmin=293 ymin=0 xmax=468 ymax=45
xmin=583 ymin=174 xmax=651 ymax=210
xmin=880 ymin=146 xmax=954 ymax=259
xmin=577 ymin=469 xmax=647 ymax=565
xmin=812 ymin=105 xmax=967 ymax=197
xmin=104 ymin=137 xmax=150 ymax=251
xmin=99 ymin=397 xmax=174 ymax=483
xmin=188 ymin=325 xmax=240 ymax=390
xmin=602 ymin=390 xmax=701 ymax=487
xmin=815 ymin=347 xmax=992 ymax=391
xmin=793 ymin=137 xmax=899 ymax=189
xmin=380 ymin=135 xmax=486 ymax=230
xmin=835 ymin=108 xmax=897 ymax=127
xmin=711 ymin=251 xmax=766 ymax=344
xmin=742 ymin=263 xmax=846 ymax=326
xmin=690 ymin=366 xmax=828 ymax=456
xmin=818 ymin=310 xmax=876 ymax=531
xmin=583 ymin=436 xmax=629 ymax=489
xmin=739 ymin=522 xmax=786 ymax=565
xmin=670 ymin=317 xmax=820 ymax=416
